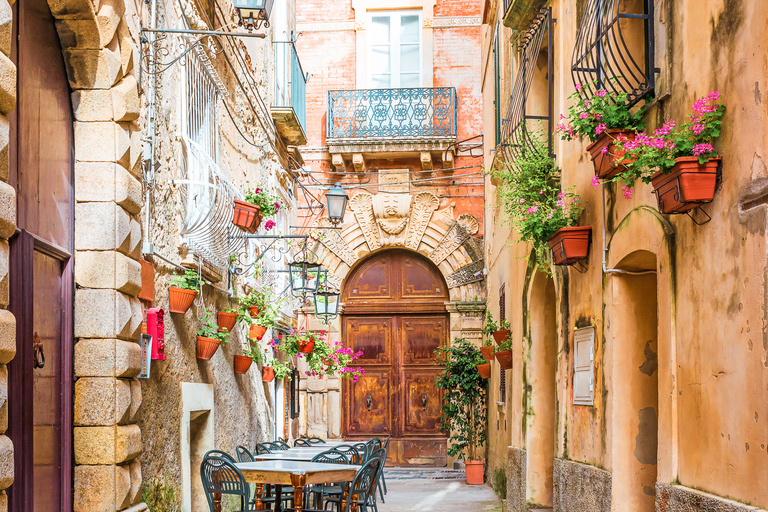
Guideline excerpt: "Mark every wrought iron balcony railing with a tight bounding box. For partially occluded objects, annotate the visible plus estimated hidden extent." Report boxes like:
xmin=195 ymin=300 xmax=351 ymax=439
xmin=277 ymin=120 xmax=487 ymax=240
xmin=327 ymin=87 xmax=458 ymax=141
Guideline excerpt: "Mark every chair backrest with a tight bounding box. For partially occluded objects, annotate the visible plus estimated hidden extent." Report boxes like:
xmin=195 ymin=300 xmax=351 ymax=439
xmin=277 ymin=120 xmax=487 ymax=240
xmin=367 ymin=438 xmax=383 ymax=454
xmin=294 ymin=438 xmax=312 ymax=447
xmin=344 ymin=457 xmax=383 ymax=512
xmin=200 ymin=456 xmax=250 ymax=512
xmin=332 ymin=444 xmax=362 ymax=465
xmin=254 ymin=443 xmax=273 ymax=455
xmin=307 ymin=437 xmax=326 ymax=444
xmin=311 ymin=448 xmax=349 ymax=465
xmin=236 ymin=445 xmax=255 ymax=463
xmin=352 ymin=442 xmax=370 ymax=463
xmin=274 ymin=439 xmax=291 ymax=450
xmin=203 ymin=449 xmax=236 ymax=462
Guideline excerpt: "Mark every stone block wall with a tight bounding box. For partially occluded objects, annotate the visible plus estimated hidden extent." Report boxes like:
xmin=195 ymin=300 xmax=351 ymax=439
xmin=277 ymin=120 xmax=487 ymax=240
xmin=506 ymin=447 xmax=526 ymax=512
xmin=0 ymin=0 xmax=14 ymax=509
xmin=656 ymin=483 xmax=765 ymax=512
xmin=552 ymin=458 xmax=612 ymax=512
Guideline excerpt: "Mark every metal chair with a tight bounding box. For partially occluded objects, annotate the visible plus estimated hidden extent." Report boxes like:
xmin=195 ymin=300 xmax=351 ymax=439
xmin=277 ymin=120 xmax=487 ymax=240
xmin=203 ymin=449 xmax=236 ymax=463
xmin=254 ymin=443 xmax=273 ymax=454
xmin=237 ymin=445 xmax=294 ymax=509
xmin=352 ymin=442 xmax=370 ymax=463
xmin=307 ymin=449 xmax=350 ymax=511
xmin=294 ymin=438 xmax=313 ymax=447
xmin=235 ymin=445 xmax=255 ymax=463
xmin=343 ymin=457 xmax=383 ymax=512
xmin=307 ymin=437 xmax=327 ymax=444
xmin=200 ymin=456 xmax=251 ymax=512
xmin=332 ymin=444 xmax=362 ymax=465
xmin=378 ymin=437 xmax=391 ymax=498
xmin=274 ymin=439 xmax=291 ymax=450
xmin=368 ymin=448 xmax=388 ymax=508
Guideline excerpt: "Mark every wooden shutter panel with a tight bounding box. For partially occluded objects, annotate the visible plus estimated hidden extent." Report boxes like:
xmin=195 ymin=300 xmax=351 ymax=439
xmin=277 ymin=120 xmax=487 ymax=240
xmin=573 ymin=327 xmax=595 ymax=406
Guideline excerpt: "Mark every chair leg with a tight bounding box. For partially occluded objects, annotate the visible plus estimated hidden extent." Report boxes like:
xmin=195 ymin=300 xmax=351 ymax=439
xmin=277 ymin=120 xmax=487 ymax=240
xmin=377 ymin=479 xmax=385 ymax=503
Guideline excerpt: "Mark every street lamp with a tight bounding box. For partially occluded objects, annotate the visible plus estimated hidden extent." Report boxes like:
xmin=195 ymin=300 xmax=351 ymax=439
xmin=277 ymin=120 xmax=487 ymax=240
xmin=288 ymin=260 xmax=321 ymax=296
xmin=314 ymin=289 xmax=340 ymax=322
xmin=233 ymin=0 xmax=274 ymax=31
xmin=325 ymin=183 xmax=348 ymax=226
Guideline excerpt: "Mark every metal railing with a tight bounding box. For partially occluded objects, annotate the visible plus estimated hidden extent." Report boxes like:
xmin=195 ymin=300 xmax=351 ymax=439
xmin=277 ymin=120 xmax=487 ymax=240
xmin=273 ymin=41 xmax=307 ymax=135
xmin=326 ymin=87 xmax=458 ymax=141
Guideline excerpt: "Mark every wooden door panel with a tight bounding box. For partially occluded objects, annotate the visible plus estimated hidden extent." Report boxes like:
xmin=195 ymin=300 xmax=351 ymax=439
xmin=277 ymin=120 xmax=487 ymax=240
xmin=401 ymin=255 xmax=448 ymax=300
xmin=345 ymin=256 xmax=393 ymax=301
xmin=345 ymin=316 xmax=392 ymax=365
xmin=401 ymin=369 xmax=444 ymax=436
xmin=346 ymin=370 xmax=392 ymax=436
xmin=401 ymin=316 xmax=446 ymax=364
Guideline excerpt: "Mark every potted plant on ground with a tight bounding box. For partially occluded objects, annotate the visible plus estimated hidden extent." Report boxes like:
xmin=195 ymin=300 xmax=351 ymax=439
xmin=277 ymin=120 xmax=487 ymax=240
xmin=557 ymin=80 xmax=646 ymax=180
xmin=217 ymin=306 xmax=238 ymax=333
xmin=434 ymin=338 xmax=488 ymax=485
xmin=232 ymin=184 xmax=283 ymax=233
xmin=491 ymin=134 xmax=589 ymax=269
xmin=494 ymin=334 xmax=513 ymax=370
xmin=612 ymin=91 xmax=725 ymax=214
xmin=196 ymin=312 xmax=228 ymax=360
xmin=168 ymin=269 xmax=202 ymax=314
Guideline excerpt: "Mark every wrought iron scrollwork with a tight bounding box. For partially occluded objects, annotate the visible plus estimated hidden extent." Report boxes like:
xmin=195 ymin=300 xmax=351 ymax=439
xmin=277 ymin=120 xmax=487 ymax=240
xmin=571 ymin=0 xmax=657 ymax=106
xmin=140 ymin=32 xmax=226 ymax=76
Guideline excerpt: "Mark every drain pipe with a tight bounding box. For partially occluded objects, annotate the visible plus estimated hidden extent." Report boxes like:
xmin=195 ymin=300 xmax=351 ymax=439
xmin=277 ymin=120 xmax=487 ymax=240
xmin=601 ymin=182 xmax=657 ymax=276
xmin=141 ymin=0 xmax=159 ymax=257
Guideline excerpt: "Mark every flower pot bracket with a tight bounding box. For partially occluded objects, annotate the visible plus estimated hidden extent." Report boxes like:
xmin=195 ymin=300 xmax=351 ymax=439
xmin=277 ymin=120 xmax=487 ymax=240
xmin=653 ymin=174 xmax=713 ymax=225
xmin=549 ymin=238 xmax=588 ymax=272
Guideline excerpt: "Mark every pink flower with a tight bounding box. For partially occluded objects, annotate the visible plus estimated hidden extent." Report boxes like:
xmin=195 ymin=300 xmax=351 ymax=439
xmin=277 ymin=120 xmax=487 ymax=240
xmin=583 ymin=100 xmax=591 ymax=108
xmin=264 ymin=219 xmax=276 ymax=231
xmin=519 ymin=198 xmax=525 ymax=204
xmin=596 ymin=89 xmax=607 ymax=98
xmin=594 ymin=113 xmax=603 ymax=121
xmin=591 ymin=176 xmax=600 ymax=187
xmin=622 ymin=185 xmax=634 ymax=200
xmin=692 ymin=143 xmax=715 ymax=156
xmin=579 ymin=112 xmax=589 ymax=120
xmin=595 ymin=123 xmax=607 ymax=135
xmin=575 ymin=83 xmax=583 ymax=90
xmin=601 ymin=146 xmax=608 ymax=155
xmin=526 ymin=205 xmax=539 ymax=214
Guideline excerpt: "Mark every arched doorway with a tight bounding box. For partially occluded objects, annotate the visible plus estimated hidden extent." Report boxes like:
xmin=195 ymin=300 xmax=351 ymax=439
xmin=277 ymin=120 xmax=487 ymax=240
xmin=342 ymin=249 xmax=449 ymax=466
xmin=7 ymin=0 xmax=75 ymax=509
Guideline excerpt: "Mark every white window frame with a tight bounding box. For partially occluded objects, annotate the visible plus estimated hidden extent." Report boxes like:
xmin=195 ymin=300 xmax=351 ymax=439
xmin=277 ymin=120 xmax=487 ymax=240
xmin=573 ymin=326 xmax=595 ymax=406
xmin=367 ymin=10 xmax=423 ymax=89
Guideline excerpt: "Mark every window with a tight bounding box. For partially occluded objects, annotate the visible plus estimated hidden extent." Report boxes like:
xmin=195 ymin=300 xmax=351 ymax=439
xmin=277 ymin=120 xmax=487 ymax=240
xmin=499 ymin=284 xmax=506 ymax=404
xmin=368 ymin=11 xmax=422 ymax=88
xmin=573 ymin=327 xmax=595 ymax=406
xmin=493 ymin=24 xmax=502 ymax=147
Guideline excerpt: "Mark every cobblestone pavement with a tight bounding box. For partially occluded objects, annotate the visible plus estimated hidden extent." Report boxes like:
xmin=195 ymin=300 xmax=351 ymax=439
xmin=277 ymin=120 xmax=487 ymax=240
xmin=377 ymin=468 xmax=503 ymax=512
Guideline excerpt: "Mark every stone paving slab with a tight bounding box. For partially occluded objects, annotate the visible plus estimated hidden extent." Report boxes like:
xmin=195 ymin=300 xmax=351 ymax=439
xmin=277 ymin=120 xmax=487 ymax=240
xmin=378 ymin=468 xmax=503 ymax=512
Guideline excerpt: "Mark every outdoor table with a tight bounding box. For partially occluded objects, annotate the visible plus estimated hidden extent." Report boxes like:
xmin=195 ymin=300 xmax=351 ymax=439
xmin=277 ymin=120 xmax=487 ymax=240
xmin=253 ymin=450 xmax=325 ymax=462
xmin=236 ymin=460 xmax=361 ymax=512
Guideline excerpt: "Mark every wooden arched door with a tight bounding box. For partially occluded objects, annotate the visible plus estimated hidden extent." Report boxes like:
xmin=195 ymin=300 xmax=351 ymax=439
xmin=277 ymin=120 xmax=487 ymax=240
xmin=342 ymin=250 xmax=449 ymax=466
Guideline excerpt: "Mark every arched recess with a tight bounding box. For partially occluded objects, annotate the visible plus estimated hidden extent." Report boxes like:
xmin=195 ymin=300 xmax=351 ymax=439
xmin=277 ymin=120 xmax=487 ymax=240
xmin=341 ymin=249 xmax=450 ymax=466
xmin=606 ymin=207 xmax=677 ymax=506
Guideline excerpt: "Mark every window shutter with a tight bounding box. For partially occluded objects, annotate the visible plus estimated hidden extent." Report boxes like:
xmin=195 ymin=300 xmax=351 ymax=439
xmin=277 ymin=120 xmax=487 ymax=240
xmin=499 ymin=284 xmax=506 ymax=404
xmin=573 ymin=327 xmax=595 ymax=406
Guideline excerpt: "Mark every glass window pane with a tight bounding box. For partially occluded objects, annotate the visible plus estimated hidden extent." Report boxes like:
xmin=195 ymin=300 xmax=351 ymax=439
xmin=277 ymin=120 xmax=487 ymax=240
xmin=371 ymin=45 xmax=391 ymax=74
xmin=400 ymin=44 xmax=419 ymax=73
xmin=400 ymin=15 xmax=419 ymax=43
xmin=400 ymin=73 xmax=419 ymax=88
xmin=371 ymin=74 xmax=391 ymax=88
xmin=371 ymin=16 xmax=390 ymax=44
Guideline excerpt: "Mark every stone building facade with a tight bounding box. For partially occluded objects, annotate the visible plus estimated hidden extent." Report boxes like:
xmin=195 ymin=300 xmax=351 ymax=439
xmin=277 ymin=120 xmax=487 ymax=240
xmin=481 ymin=0 xmax=768 ymax=511
xmin=2 ymin=0 xmax=305 ymax=510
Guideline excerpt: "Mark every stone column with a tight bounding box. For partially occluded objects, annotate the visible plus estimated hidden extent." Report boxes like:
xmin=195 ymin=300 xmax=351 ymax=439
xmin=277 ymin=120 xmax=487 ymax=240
xmin=445 ymin=301 xmax=486 ymax=345
xmin=0 ymin=1 xmax=15 ymax=508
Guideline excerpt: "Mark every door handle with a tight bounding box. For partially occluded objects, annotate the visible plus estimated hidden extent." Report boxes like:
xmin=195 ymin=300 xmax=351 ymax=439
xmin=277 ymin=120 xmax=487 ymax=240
xmin=422 ymin=393 xmax=427 ymax=411
xmin=366 ymin=394 xmax=372 ymax=411
xmin=33 ymin=332 xmax=45 ymax=369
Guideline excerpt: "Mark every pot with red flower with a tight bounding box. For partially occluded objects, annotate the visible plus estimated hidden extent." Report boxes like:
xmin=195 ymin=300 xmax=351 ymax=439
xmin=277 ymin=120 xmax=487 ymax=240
xmin=232 ymin=184 xmax=283 ymax=233
xmin=196 ymin=312 xmax=228 ymax=360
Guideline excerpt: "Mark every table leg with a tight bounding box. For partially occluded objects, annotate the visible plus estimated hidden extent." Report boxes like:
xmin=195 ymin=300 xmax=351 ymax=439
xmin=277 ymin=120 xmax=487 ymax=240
xmin=341 ymin=482 xmax=350 ymax=511
xmin=255 ymin=484 xmax=264 ymax=510
xmin=213 ymin=492 xmax=222 ymax=512
xmin=290 ymin=474 xmax=306 ymax=512
xmin=274 ymin=484 xmax=283 ymax=512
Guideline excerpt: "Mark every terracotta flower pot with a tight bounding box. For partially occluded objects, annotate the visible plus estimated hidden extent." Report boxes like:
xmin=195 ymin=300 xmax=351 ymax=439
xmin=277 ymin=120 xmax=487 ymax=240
xmin=651 ymin=157 xmax=720 ymax=214
xmin=196 ymin=336 xmax=220 ymax=360
xmin=250 ymin=324 xmax=267 ymax=341
xmin=476 ymin=363 xmax=491 ymax=379
xmin=586 ymin=129 xmax=635 ymax=180
xmin=168 ymin=287 xmax=197 ymax=314
xmin=298 ymin=340 xmax=315 ymax=354
xmin=492 ymin=330 xmax=510 ymax=345
xmin=480 ymin=346 xmax=494 ymax=361
xmin=262 ymin=366 xmax=276 ymax=382
xmin=495 ymin=350 xmax=513 ymax=370
xmin=217 ymin=311 xmax=238 ymax=333
xmin=233 ymin=355 xmax=253 ymax=374
xmin=232 ymin=200 xmax=262 ymax=233
xmin=465 ymin=460 xmax=485 ymax=485
xmin=248 ymin=306 xmax=261 ymax=318
xmin=548 ymin=226 xmax=592 ymax=266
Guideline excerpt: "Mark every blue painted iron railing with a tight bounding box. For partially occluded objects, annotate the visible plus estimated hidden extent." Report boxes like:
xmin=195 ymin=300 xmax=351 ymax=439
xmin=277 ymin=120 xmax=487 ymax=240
xmin=326 ymin=87 xmax=458 ymax=140
xmin=273 ymin=41 xmax=307 ymax=135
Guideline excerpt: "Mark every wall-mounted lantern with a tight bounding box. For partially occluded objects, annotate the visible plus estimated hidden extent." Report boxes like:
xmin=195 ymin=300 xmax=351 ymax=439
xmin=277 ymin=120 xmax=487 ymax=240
xmin=314 ymin=289 xmax=340 ymax=322
xmin=288 ymin=260 xmax=321 ymax=296
xmin=325 ymin=183 xmax=348 ymax=226
xmin=234 ymin=0 xmax=274 ymax=31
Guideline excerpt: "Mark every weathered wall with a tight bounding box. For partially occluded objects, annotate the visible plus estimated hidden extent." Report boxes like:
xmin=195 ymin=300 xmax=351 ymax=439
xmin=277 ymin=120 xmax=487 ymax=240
xmin=553 ymin=458 xmax=612 ymax=512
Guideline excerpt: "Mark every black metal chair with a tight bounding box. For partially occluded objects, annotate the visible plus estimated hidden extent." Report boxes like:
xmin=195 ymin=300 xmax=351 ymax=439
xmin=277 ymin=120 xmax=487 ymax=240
xmin=343 ymin=456 xmax=383 ymax=512
xmin=378 ymin=437 xmax=390 ymax=498
xmin=294 ymin=438 xmax=313 ymax=447
xmin=200 ymin=456 xmax=251 ymax=512
xmin=368 ymin=448 xmax=387 ymax=507
xmin=236 ymin=445 xmax=255 ymax=462
xmin=352 ymin=443 xmax=370 ymax=463
xmin=237 ymin=445 xmax=294 ymax=509
xmin=306 ymin=449 xmax=350 ymax=511
xmin=254 ymin=443 xmax=272 ymax=455
xmin=332 ymin=444 xmax=362 ymax=465
xmin=274 ymin=439 xmax=291 ymax=450
xmin=203 ymin=449 xmax=236 ymax=463
xmin=307 ymin=437 xmax=327 ymax=444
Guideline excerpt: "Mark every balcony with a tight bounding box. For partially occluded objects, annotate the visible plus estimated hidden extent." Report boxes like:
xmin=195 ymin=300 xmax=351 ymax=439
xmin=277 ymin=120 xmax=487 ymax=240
xmin=271 ymin=41 xmax=307 ymax=148
xmin=326 ymin=87 xmax=458 ymax=170
xmin=502 ymin=0 xmax=547 ymax=30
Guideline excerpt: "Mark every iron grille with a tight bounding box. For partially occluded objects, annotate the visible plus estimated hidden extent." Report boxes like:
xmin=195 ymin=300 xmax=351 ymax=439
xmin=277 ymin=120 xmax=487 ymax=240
xmin=326 ymin=87 xmax=458 ymax=141
xmin=499 ymin=283 xmax=506 ymax=404
xmin=499 ymin=7 xmax=554 ymax=164
xmin=571 ymin=0 xmax=656 ymax=106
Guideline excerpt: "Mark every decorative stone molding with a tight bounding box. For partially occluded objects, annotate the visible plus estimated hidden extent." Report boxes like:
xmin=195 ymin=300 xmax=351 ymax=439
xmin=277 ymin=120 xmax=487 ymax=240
xmin=349 ymin=192 xmax=382 ymax=251
xmin=430 ymin=214 xmax=480 ymax=265
xmin=373 ymin=193 xmax=410 ymax=238
xmin=431 ymin=16 xmax=482 ymax=28
xmin=318 ymin=220 xmax=358 ymax=267
xmin=405 ymin=192 xmax=439 ymax=250
xmin=445 ymin=260 xmax=485 ymax=288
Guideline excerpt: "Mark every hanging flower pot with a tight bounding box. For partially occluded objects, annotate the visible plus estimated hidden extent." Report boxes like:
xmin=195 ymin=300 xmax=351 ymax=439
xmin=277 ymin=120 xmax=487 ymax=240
xmin=262 ymin=366 xmax=276 ymax=382
xmin=480 ymin=346 xmax=494 ymax=361
xmin=586 ymin=129 xmax=635 ymax=180
xmin=298 ymin=339 xmax=315 ymax=354
xmin=168 ymin=287 xmax=197 ymax=314
xmin=492 ymin=330 xmax=511 ymax=345
xmin=476 ymin=363 xmax=491 ymax=379
xmin=217 ymin=312 xmax=238 ymax=333
xmin=232 ymin=200 xmax=262 ymax=233
xmin=196 ymin=336 xmax=221 ymax=360
xmin=250 ymin=324 xmax=268 ymax=341
xmin=548 ymin=226 xmax=592 ymax=266
xmin=248 ymin=306 xmax=261 ymax=318
xmin=651 ymin=157 xmax=720 ymax=214
xmin=234 ymin=355 xmax=253 ymax=374
xmin=494 ymin=350 xmax=513 ymax=370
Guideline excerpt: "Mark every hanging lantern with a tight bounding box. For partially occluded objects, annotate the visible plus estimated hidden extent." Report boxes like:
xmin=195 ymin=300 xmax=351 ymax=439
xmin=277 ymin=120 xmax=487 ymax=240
xmin=233 ymin=0 xmax=274 ymax=31
xmin=288 ymin=260 xmax=321 ymax=295
xmin=325 ymin=183 xmax=349 ymax=226
xmin=314 ymin=289 xmax=340 ymax=322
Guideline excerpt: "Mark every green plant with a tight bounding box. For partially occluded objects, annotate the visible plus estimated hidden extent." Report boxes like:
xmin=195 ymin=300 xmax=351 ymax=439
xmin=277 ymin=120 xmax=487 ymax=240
xmin=483 ymin=311 xmax=498 ymax=336
xmin=557 ymin=80 xmax=645 ymax=143
xmin=612 ymin=91 xmax=725 ymax=190
xmin=244 ymin=183 xmax=283 ymax=217
xmin=266 ymin=358 xmax=293 ymax=380
xmin=496 ymin=331 xmax=513 ymax=351
xmin=434 ymin=338 xmax=488 ymax=461
xmin=498 ymin=319 xmax=510 ymax=331
xmin=492 ymin=467 xmax=507 ymax=500
xmin=244 ymin=344 xmax=264 ymax=364
xmin=491 ymin=135 xmax=584 ymax=269
xmin=169 ymin=268 xmax=202 ymax=290
xmin=272 ymin=330 xmax=364 ymax=381
xmin=197 ymin=312 xmax=228 ymax=343
xmin=142 ymin=480 xmax=180 ymax=512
